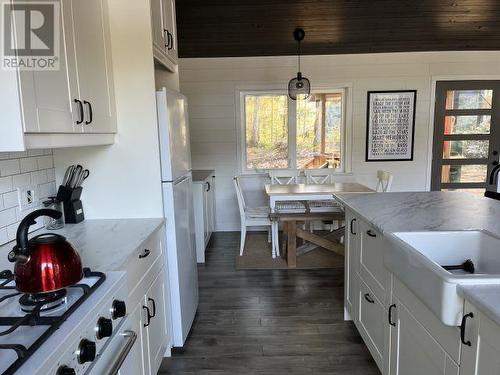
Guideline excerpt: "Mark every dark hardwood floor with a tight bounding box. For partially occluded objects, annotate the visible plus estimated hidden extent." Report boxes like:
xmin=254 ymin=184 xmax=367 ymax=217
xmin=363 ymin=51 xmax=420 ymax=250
xmin=159 ymin=232 xmax=379 ymax=375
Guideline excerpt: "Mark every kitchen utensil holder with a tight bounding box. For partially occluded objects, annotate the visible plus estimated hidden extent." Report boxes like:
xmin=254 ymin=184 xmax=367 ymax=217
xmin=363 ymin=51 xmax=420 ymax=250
xmin=57 ymin=185 xmax=85 ymax=224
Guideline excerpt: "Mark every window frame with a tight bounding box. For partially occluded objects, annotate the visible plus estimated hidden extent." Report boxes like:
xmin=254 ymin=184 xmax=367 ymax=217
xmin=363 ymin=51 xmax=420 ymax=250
xmin=237 ymin=87 xmax=349 ymax=174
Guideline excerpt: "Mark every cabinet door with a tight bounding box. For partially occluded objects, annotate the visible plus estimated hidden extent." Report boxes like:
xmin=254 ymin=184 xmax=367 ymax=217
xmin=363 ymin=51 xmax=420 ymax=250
xmin=344 ymin=210 xmax=359 ymax=318
xmin=70 ymin=0 xmax=116 ymax=133
xmin=207 ymin=177 xmax=215 ymax=235
xmin=151 ymin=0 xmax=167 ymax=53
xmin=163 ymin=0 xmax=178 ymax=63
xmin=390 ymin=299 xmax=459 ymax=375
xmin=355 ymin=276 xmax=386 ymax=372
xmin=359 ymin=220 xmax=387 ymax=302
xmin=203 ymin=183 xmax=210 ymax=245
xmin=460 ymin=303 xmax=500 ymax=375
xmin=19 ymin=0 xmax=77 ymax=133
xmin=118 ymin=303 xmax=146 ymax=375
xmin=145 ymin=268 xmax=169 ymax=374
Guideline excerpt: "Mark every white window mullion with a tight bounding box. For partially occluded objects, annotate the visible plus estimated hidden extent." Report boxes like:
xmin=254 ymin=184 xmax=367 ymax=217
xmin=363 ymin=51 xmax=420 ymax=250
xmin=288 ymin=98 xmax=297 ymax=169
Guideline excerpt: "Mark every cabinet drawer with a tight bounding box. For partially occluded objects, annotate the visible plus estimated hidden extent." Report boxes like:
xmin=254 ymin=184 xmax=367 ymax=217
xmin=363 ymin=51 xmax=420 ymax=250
xmin=359 ymin=220 xmax=387 ymax=302
xmin=355 ymin=275 xmax=385 ymax=371
xmin=125 ymin=228 xmax=162 ymax=292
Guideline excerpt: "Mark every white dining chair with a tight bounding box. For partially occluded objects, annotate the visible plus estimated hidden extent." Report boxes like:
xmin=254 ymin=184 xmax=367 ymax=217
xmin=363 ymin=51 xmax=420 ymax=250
xmin=304 ymin=169 xmax=343 ymax=231
xmin=376 ymin=170 xmax=393 ymax=192
xmin=234 ymin=176 xmax=273 ymax=256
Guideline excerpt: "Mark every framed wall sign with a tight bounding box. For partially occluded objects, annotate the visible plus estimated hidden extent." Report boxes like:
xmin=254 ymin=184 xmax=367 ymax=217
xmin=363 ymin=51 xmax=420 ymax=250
xmin=366 ymin=90 xmax=416 ymax=161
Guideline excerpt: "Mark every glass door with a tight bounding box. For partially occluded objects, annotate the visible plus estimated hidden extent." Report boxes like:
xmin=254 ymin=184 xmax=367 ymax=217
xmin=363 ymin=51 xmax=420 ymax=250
xmin=431 ymin=81 xmax=500 ymax=194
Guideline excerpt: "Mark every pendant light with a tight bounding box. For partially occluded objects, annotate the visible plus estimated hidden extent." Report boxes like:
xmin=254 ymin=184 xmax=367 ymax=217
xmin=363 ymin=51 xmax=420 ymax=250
xmin=288 ymin=28 xmax=311 ymax=100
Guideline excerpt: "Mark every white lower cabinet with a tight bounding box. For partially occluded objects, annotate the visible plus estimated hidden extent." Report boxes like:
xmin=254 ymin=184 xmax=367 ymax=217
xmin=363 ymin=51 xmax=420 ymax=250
xmin=354 ymin=275 xmax=388 ymax=372
xmin=344 ymin=210 xmax=359 ymax=318
xmin=193 ymin=174 xmax=215 ymax=263
xmin=460 ymin=302 xmax=500 ymax=375
xmin=389 ymin=298 xmax=459 ymax=375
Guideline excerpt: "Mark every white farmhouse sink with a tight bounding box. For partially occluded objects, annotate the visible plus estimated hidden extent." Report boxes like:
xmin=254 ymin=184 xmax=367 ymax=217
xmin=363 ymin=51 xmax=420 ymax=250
xmin=385 ymin=230 xmax=500 ymax=326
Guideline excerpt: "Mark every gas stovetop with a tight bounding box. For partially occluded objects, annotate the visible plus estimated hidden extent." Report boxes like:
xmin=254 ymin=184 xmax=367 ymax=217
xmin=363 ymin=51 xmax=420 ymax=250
xmin=0 ymin=268 xmax=105 ymax=375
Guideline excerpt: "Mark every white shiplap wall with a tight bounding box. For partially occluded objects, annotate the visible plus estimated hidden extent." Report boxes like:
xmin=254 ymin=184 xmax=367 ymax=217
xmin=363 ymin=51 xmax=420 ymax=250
xmin=179 ymin=51 xmax=500 ymax=231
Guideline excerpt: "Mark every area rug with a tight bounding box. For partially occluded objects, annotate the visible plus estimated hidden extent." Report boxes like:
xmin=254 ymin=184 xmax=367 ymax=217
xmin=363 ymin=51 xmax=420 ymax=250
xmin=236 ymin=233 xmax=344 ymax=270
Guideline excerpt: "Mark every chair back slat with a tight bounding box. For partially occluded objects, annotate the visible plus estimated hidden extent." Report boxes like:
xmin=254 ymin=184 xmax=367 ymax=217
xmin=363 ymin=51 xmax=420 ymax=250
xmin=269 ymin=170 xmax=301 ymax=185
xmin=304 ymin=170 xmax=334 ymax=184
xmin=376 ymin=170 xmax=393 ymax=192
xmin=233 ymin=176 xmax=247 ymax=216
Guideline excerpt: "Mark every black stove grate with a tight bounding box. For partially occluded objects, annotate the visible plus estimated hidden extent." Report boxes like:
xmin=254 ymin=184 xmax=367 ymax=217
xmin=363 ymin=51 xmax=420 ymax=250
xmin=0 ymin=268 xmax=105 ymax=375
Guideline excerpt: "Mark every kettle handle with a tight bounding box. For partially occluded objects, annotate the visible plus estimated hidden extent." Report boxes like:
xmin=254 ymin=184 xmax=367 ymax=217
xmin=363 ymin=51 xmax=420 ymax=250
xmin=14 ymin=209 xmax=62 ymax=257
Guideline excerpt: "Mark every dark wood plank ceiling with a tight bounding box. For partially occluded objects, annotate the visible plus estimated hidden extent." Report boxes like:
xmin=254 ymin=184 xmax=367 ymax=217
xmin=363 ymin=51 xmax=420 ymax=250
xmin=175 ymin=0 xmax=500 ymax=58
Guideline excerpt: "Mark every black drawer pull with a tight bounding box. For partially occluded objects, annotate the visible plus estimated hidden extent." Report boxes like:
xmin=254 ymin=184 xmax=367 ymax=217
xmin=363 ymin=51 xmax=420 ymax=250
xmin=364 ymin=293 xmax=375 ymax=304
xmin=367 ymin=230 xmax=377 ymax=238
xmin=206 ymin=181 xmax=211 ymax=192
xmin=74 ymin=99 xmax=84 ymax=124
xmin=350 ymin=218 xmax=357 ymax=235
xmin=388 ymin=304 xmax=396 ymax=326
xmin=148 ymin=297 xmax=156 ymax=317
xmin=142 ymin=306 xmax=151 ymax=327
xmin=84 ymin=100 xmax=93 ymax=124
xmin=460 ymin=312 xmax=474 ymax=346
xmin=139 ymin=249 xmax=150 ymax=259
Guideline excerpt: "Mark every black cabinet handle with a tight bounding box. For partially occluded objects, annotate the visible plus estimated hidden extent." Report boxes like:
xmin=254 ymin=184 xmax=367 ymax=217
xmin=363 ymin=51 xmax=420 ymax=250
xmin=74 ymin=99 xmax=84 ymax=124
xmin=167 ymin=31 xmax=173 ymax=50
xmin=350 ymin=218 xmax=357 ymax=235
xmin=364 ymin=293 xmax=375 ymax=304
xmin=388 ymin=304 xmax=396 ymax=326
xmin=148 ymin=297 xmax=156 ymax=317
xmin=206 ymin=182 xmax=211 ymax=192
xmin=164 ymin=29 xmax=170 ymax=48
xmin=142 ymin=306 xmax=151 ymax=327
xmin=139 ymin=249 xmax=150 ymax=259
xmin=367 ymin=230 xmax=377 ymax=238
xmin=84 ymin=100 xmax=93 ymax=124
xmin=460 ymin=312 xmax=474 ymax=346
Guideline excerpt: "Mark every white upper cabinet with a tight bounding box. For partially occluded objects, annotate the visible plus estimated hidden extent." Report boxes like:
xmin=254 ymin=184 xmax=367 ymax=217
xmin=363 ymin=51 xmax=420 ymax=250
xmin=68 ymin=0 xmax=116 ymax=134
xmin=151 ymin=0 xmax=178 ymax=71
xmin=0 ymin=0 xmax=116 ymax=151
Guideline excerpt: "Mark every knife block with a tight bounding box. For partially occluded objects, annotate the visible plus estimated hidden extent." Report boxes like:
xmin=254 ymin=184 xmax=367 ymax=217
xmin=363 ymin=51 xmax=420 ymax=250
xmin=56 ymin=185 xmax=85 ymax=224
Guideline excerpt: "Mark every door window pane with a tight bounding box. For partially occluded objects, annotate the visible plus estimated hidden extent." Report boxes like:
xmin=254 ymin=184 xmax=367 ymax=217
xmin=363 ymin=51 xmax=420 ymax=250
xmin=444 ymin=115 xmax=491 ymax=135
xmin=245 ymin=95 xmax=289 ymax=169
xmin=445 ymin=90 xmax=493 ymax=110
xmin=442 ymin=140 xmax=489 ymax=159
xmin=296 ymin=93 xmax=342 ymax=169
xmin=441 ymin=164 xmax=488 ymax=183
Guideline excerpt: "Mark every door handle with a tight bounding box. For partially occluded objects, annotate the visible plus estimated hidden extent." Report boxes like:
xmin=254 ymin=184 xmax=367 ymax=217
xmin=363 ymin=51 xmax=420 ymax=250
xmin=148 ymin=297 xmax=156 ymax=317
xmin=460 ymin=312 xmax=474 ymax=346
xmin=142 ymin=306 xmax=151 ymax=327
xmin=364 ymin=293 xmax=375 ymax=304
xmin=167 ymin=31 xmax=173 ymax=50
xmin=74 ymin=99 xmax=84 ymax=124
xmin=84 ymin=101 xmax=93 ymax=124
xmin=367 ymin=230 xmax=377 ymax=238
xmin=139 ymin=249 xmax=150 ymax=259
xmin=388 ymin=304 xmax=396 ymax=326
xmin=350 ymin=218 xmax=357 ymax=235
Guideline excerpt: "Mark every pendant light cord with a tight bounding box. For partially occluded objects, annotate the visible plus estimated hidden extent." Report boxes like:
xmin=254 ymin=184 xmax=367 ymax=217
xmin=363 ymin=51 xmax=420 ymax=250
xmin=297 ymin=40 xmax=301 ymax=73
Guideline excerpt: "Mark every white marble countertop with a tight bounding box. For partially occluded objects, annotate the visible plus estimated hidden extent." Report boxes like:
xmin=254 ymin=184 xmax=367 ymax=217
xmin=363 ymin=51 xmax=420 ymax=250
xmin=458 ymin=284 xmax=500 ymax=327
xmin=0 ymin=218 xmax=164 ymax=272
xmin=335 ymin=191 xmax=500 ymax=327
xmin=335 ymin=191 xmax=500 ymax=235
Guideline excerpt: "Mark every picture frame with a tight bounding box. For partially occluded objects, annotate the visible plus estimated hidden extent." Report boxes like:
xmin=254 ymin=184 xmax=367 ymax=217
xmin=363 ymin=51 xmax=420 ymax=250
xmin=365 ymin=90 xmax=417 ymax=162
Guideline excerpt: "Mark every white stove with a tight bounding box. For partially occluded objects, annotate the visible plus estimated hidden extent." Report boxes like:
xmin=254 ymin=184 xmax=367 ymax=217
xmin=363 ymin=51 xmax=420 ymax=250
xmin=0 ymin=268 xmax=129 ymax=375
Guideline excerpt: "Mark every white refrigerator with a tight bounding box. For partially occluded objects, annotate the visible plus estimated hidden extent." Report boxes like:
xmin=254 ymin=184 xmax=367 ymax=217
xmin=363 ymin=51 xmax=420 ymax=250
xmin=156 ymin=87 xmax=198 ymax=347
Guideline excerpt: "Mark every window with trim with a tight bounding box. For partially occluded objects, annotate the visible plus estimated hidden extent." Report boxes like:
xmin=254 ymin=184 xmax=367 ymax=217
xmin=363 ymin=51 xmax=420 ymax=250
xmin=241 ymin=90 xmax=345 ymax=172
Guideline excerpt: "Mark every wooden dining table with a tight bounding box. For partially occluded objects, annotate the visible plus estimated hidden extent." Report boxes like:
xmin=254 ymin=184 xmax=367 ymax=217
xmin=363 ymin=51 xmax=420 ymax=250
xmin=265 ymin=182 xmax=374 ymax=266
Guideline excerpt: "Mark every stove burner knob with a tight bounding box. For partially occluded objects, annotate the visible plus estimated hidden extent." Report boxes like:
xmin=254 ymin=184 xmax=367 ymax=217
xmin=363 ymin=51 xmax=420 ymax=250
xmin=56 ymin=366 xmax=76 ymax=375
xmin=111 ymin=300 xmax=126 ymax=319
xmin=77 ymin=339 xmax=96 ymax=364
xmin=96 ymin=317 xmax=113 ymax=339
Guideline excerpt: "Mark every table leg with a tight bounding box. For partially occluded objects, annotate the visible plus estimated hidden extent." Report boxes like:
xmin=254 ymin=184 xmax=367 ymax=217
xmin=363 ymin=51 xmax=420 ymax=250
xmin=287 ymin=221 xmax=297 ymax=268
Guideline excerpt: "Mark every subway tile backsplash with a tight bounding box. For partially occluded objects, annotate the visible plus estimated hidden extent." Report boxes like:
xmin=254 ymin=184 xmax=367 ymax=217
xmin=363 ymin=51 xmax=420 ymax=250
xmin=0 ymin=150 xmax=56 ymax=246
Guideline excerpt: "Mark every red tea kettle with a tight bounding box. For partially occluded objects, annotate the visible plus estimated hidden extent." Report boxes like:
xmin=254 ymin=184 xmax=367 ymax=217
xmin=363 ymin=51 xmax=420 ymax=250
xmin=8 ymin=209 xmax=83 ymax=294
